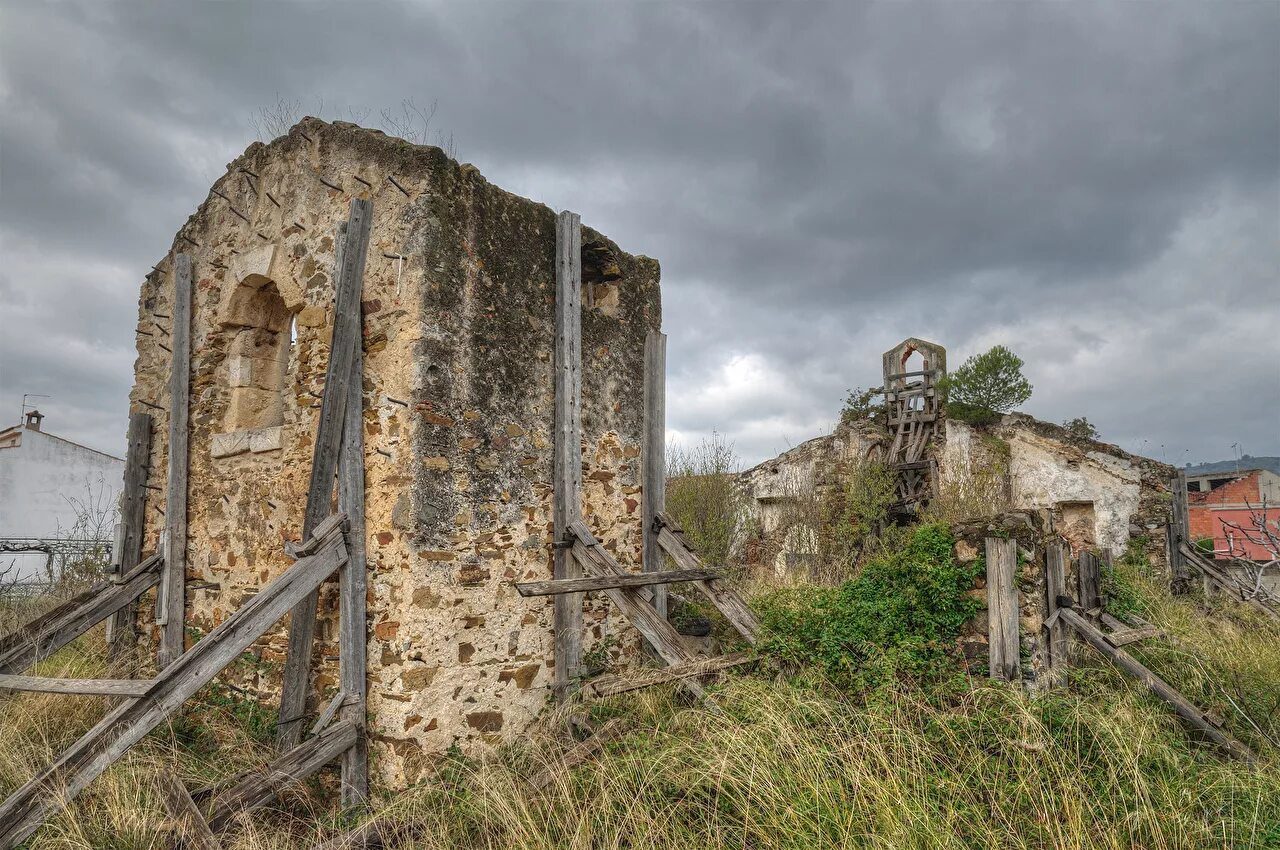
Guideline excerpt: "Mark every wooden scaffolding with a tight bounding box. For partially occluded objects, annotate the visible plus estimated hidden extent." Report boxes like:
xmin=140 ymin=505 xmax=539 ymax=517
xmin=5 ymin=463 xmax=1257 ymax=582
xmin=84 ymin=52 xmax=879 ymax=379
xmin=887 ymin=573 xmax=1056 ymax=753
xmin=0 ymin=199 xmax=375 ymax=849
xmin=881 ymin=338 xmax=946 ymax=514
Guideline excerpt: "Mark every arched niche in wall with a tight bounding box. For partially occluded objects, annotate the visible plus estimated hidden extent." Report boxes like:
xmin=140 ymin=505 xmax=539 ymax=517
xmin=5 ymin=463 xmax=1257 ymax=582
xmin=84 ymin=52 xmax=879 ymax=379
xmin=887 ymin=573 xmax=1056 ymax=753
xmin=210 ymin=244 xmax=304 ymax=458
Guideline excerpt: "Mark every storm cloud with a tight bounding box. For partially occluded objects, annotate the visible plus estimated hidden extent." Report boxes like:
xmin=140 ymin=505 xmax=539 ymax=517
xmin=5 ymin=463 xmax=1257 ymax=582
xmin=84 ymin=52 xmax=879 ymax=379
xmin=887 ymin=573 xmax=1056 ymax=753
xmin=1 ymin=1 xmax=1276 ymax=469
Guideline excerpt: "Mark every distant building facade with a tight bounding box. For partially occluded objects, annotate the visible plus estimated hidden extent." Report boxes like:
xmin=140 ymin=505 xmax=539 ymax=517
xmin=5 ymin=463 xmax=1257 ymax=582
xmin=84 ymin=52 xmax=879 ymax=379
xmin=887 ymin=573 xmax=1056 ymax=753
xmin=1187 ymin=468 xmax=1280 ymax=561
xmin=0 ymin=411 xmax=124 ymax=579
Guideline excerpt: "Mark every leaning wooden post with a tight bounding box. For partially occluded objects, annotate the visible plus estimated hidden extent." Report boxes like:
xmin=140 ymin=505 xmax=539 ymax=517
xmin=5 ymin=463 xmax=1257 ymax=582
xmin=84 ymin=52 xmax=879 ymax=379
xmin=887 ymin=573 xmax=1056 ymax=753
xmin=1044 ymin=541 xmax=1070 ymax=685
xmin=985 ymin=537 xmax=1020 ymax=682
xmin=278 ymin=199 xmax=373 ymax=751
xmin=1078 ymin=551 xmax=1102 ymax=614
xmin=1167 ymin=471 xmax=1191 ymax=593
xmin=110 ymin=412 xmax=152 ymax=663
xmin=642 ymin=330 xmax=668 ymax=620
xmin=553 ymin=210 xmax=584 ymax=702
xmin=335 ymin=222 xmax=369 ymax=806
xmin=158 ymin=254 xmax=192 ymax=667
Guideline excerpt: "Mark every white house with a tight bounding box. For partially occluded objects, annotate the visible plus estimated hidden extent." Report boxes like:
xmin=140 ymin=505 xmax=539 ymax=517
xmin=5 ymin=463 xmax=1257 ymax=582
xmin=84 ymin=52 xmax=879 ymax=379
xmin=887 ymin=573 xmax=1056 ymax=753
xmin=0 ymin=410 xmax=124 ymax=581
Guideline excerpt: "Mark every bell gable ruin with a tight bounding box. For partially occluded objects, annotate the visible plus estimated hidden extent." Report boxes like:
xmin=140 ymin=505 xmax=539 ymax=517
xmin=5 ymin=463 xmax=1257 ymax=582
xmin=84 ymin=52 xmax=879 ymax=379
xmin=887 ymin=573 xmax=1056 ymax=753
xmin=129 ymin=118 xmax=660 ymax=783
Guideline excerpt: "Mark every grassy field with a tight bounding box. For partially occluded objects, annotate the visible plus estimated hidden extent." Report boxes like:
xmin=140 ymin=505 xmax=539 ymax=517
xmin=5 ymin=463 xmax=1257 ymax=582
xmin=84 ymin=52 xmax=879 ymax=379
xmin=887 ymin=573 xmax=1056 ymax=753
xmin=1 ymin=548 xmax=1277 ymax=849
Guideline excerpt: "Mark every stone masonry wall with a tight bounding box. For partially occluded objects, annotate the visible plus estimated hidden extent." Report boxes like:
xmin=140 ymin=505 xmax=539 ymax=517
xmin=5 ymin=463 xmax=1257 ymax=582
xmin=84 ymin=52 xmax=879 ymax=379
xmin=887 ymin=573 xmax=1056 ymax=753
xmin=129 ymin=118 xmax=660 ymax=786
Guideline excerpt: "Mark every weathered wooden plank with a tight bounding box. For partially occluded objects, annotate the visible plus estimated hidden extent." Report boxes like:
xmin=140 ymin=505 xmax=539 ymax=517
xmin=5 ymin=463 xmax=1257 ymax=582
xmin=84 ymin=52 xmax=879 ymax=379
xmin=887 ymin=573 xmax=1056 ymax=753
xmin=655 ymin=525 xmax=760 ymax=644
xmin=110 ymin=412 xmax=152 ymax=660
xmin=0 ymin=559 xmax=161 ymax=676
xmin=567 ymin=520 xmax=702 ymax=699
xmin=336 ymin=223 xmax=370 ymax=805
xmin=1104 ymin=625 xmax=1163 ymax=647
xmin=206 ymin=720 xmax=357 ymax=832
xmin=583 ymin=653 xmax=754 ymax=699
xmin=1168 ymin=472 xmax=1190 ymax=591
xmin=309 ymin=690 xmax=347 ymax=737
xmin=528 ymin=717 xmax=631 ymax=790
xmin=642 ymin=329 xmax=668 ymax=620
xmin=0 ymin=520 xmax=348 ymax=848
xmin=159 ymin=254 xmax=193 ymax=667
xmin=279 ymin=200 xmax=372 ymax=751
xmin=516 ymin=568 xmax=720 ymax=598
xmin=553 ymin=210 xmax=584 ymax=702
xmin=1058 ymin=606 xmax=1256 ymax=763
xmin=1078 ymin=551 xmax=1102 ymax=614
xmin=985 ymin=537 xmax=1020 ymax=682
xmin=1181 ymin=543 xmax=1280 ymax=620
xmin=0 ymin=674 xmax=153 ymax=697
xmin=1044 ymin=541 xmax=1070 ymax=684
xmin=157 ymin=772 xmax=222 ymax=850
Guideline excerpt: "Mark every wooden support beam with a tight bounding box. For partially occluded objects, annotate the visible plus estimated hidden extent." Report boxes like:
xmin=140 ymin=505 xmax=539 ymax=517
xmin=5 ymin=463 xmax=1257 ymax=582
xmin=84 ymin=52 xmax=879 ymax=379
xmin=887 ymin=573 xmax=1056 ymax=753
xmin=0 ymin=558 xmax=161 ymax=676
xmin=0 ymin=674 xmax=154 ymax=697
xmin=334 ymin=221 xmax=370 ymax=806
xmin=654 ymin=518 xmax=761 ymax=644
xmin=1168 ymin=472 xmax=1190 ymax=591
xmin=1044 ymin=541 xmax=1070 ymax=685
xmin=0 ymin=520 xmax=348 ymax=848
xmin=527 ymin=717 xmax=631 ymax=791
xmin=206 ymin=720 xmax=358 ymax=832
xmin=567 ymin=521 xmax=704 ymax=705
xmin=985 ymin=537 xmax=1020 ymax=683
xmin=1104 ymin=625 xmax=1163 ymax=647
xmin=1057 ymin=606 xmax=1257 ymax=763
xmin=642 ymin=329 xmax=668 ymax=619
xmin=1078 ymin=551 xmax=1102 ymax=614
xmin=159 ymin=254 xmax=193 ymax=667
xmin=157 ymin=772 xmax=222 ymax=850
xmin=1181 ymin=544 xmax=1279 ymax=620
xmin=582 ymin=653 xmax=754 ymax=699
xmin=278 ymin=199 xmax=372 ymax=751
xmin=110 ymin=412 xmax=152 ymax=661
xmin=553 ymin=210 xmax=584 ymax=702
xmin=515 ymin=568 xmax=720 ymax=598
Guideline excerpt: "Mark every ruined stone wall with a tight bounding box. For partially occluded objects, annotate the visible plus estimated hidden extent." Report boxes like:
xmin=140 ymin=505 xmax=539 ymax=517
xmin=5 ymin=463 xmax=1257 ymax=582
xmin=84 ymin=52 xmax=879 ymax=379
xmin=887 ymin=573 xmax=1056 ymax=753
xmin=940 ymin=415 xmax=1175 ymax=567
xmin=130 ymin=118 xmax=660 ymax=785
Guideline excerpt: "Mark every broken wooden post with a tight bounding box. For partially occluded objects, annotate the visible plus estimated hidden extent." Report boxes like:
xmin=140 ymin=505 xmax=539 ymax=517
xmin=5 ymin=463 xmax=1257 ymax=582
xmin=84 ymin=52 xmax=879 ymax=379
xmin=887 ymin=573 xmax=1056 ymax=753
xmin=985 ymin=537 xmax=1020 ymax=682
xmin=1167 ymin=471 xmax=1191 ymax=593
xmin=642 ymin=329 xmax=668 ymax=620
xmin=278 ymin=199 xmax=372 ymax=751
xmin=159 ymin=254 xmax=192 ymax=667
xmin=157 ymin=772 xmax=222 ymax=850
xmin=335 ymin=221 xmax=370 ymax=806
xmin=1057 ymin=606 xmax=1257 ymax=763
xmin=110 ymin=412 xmax=152 ymax=662
xmin=1079 ymin=550 xmax=1103 ymax=614
xmin=1044 ymin=541 xmax=1070 ymax=685
xmin=553 ymin=210 xmax=583 ymax=702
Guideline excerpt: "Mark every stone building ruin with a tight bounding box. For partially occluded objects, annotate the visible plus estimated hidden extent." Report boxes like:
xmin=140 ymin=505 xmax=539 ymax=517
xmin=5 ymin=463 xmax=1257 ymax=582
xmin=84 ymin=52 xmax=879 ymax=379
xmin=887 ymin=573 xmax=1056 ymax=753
xmin=129 ymin=118 xmax=661 ymax=784
xmin=740 ymin=338 xmax=1177 ymax=575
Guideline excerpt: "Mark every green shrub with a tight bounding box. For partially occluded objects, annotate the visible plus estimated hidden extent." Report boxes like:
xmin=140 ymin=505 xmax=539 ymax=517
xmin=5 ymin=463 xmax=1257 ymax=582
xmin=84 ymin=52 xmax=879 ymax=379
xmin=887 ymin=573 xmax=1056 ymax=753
xmin=937 ymin=345 xmax=1033 ymax=425
xmin=755 ymin=524 xmax=980 ymax=690
xmin=1062 ymin=416 xmax=1100 ymax=440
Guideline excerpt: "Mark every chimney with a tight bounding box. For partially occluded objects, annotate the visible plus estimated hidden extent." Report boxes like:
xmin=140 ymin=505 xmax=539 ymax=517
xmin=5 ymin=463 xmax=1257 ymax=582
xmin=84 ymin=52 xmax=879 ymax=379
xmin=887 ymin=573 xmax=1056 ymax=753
xmin=24 ymin=409 xmax=43 ymax=431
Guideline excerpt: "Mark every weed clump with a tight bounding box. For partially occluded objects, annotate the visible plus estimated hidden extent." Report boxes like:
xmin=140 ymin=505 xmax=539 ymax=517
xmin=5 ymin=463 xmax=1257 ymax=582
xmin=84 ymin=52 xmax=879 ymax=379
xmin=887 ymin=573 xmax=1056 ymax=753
xmin=754 ymin=524 xmax=980 ymax=690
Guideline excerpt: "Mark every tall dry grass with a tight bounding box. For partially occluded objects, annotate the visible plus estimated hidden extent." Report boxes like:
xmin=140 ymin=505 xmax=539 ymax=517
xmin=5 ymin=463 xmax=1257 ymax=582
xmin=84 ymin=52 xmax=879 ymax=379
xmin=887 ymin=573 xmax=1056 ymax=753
xmin=1 ymin=563 xmax=1278 ymax=848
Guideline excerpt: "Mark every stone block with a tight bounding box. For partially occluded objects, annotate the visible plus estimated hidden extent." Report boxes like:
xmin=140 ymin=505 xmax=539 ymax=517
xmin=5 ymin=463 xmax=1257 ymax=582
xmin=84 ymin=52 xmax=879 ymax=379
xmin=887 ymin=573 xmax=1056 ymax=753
xmin=211 ymin=430 xmax=251 ymax=458
xmin=227 ymin=387 xmax=282 ymax=431
xmin=248 ymin=425 xmax=283 ymax=453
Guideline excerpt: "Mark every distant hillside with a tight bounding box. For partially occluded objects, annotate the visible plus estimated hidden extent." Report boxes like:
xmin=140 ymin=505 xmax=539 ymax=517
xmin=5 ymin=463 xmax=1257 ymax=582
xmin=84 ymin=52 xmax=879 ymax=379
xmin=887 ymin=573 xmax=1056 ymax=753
xmin=1184 ymin=456 xmax=1280 ymax=476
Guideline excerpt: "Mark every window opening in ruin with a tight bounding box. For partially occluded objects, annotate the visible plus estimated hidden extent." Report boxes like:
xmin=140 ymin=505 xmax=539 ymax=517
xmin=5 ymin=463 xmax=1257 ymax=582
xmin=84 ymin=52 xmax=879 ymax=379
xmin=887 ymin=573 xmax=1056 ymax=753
xmin=901 ymin=348 xmax=926 ymax=412
xmin=222 ymin=279 xmax=294 ymax=432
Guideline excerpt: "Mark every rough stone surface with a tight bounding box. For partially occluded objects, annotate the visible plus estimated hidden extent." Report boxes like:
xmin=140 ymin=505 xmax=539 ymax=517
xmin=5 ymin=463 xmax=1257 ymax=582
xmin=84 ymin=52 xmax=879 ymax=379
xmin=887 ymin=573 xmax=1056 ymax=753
xmin=128 ymin=117 xmax=661 ymax=787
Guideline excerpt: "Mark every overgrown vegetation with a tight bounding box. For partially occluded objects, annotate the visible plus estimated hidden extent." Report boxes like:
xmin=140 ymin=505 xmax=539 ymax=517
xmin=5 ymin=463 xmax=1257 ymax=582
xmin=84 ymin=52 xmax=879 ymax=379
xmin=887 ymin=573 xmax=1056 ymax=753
xmin=838 ymin=385 xmax=881 ymax=424
xmin=665 ymin=432 xmax=746 ymax=568
xmin=937 ymin=344 xmax=1033 ymax=425
xmin=1062 ymin=415 xmax=1101 ymax=440
xmin=754 ymin=524 xmax=981 ymax=690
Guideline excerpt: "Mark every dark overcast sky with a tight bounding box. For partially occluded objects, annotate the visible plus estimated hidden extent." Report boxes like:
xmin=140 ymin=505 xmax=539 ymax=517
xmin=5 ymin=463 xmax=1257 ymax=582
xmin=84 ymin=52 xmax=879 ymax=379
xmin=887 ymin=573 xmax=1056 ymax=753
xmin=1 ymin=1 xmax=1277 ymax=468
